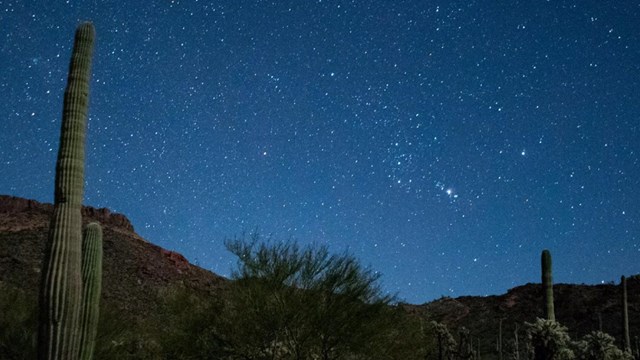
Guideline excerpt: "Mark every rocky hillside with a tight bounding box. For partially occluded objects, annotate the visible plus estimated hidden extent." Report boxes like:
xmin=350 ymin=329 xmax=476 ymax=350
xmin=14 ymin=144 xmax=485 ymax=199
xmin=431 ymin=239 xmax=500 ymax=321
xmin=0 ymin=195 xmax=226 ymax=323
xmin=403 ymin=276 xmax=640 ymax=356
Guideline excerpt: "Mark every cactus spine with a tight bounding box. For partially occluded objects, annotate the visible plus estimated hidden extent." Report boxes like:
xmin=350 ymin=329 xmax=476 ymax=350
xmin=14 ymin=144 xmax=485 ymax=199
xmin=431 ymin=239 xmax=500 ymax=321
xmin=622 ymin=275 xmax=631 ymax=354
xmin=38 ymin=22 xmax=96 ymax=360
xmin=78 ymin=223 xmax=103 ymax=360
xmin=541 ymin=249 xmax=555 ymax=321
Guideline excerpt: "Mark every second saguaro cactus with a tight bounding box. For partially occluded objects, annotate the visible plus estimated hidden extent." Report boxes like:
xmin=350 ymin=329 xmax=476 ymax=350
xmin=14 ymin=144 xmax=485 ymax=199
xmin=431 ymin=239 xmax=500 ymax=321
xmin=37 ymin=22 xmax=98 ymax=360
xmin=541 ymin=249 xmax=555 ymax=321
xmin=78 ymin=223 xmax=103 ymax=360
xmin=622 ymin=275 xmax=631 ymax=354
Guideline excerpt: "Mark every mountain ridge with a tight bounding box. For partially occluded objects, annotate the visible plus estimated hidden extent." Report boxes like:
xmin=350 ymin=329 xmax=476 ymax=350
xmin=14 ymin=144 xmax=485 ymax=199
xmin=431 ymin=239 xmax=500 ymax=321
xmin=1 ymin=194 xmax=637 ymax=358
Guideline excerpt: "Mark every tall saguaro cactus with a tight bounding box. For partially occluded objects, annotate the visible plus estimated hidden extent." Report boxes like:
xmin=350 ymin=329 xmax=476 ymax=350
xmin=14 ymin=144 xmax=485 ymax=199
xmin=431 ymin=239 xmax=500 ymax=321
xmin=78 ymin=223 xmax=103 ymax=360
xmin=622 ymin=275 xmax=631 ymax=354
xmin=541 ymin=249 xmax=555 ymax=321
xmin=38 ymin=22 xmax=96 ymax=360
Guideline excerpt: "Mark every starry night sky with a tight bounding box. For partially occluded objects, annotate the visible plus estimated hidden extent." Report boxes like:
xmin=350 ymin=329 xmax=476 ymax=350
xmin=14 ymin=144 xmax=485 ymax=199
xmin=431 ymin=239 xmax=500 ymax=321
xmin=1 ymin=0 xmax=639 ymax=304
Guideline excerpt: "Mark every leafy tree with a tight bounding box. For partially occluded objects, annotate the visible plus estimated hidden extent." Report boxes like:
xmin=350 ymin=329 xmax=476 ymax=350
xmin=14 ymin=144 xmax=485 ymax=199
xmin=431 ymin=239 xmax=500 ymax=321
xmin=221 ymin=234 xmax=422 ymax=360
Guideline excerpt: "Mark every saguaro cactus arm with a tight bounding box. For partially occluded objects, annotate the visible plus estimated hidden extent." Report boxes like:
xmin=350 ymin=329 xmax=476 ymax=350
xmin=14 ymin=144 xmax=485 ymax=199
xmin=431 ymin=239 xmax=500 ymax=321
xmin=78 ymin=222 xmax=103 ymax=360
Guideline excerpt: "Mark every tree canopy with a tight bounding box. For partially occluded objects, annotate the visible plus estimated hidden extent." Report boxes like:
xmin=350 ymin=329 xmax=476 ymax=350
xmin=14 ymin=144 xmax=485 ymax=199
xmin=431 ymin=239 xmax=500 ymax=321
xmin=220 ymin=234 xmax=425 ymax=360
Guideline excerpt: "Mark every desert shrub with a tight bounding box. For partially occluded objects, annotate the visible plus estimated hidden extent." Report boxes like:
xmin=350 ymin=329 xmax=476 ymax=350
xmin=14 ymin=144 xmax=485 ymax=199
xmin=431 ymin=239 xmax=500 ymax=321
xmin=431 ymin=321 xmax=457 ymax=360
xmin=157 ymin=284 xmax=228 ymax=359
xmin=92 ymin=301 xmax=148 ymax=360
xmin=525 ymin=318 xmax=574 ymax=360
xmin=0 ymin=281 xmax=37 ymax=359
xmin=573 ymin=331 xmax=633 ymax=360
